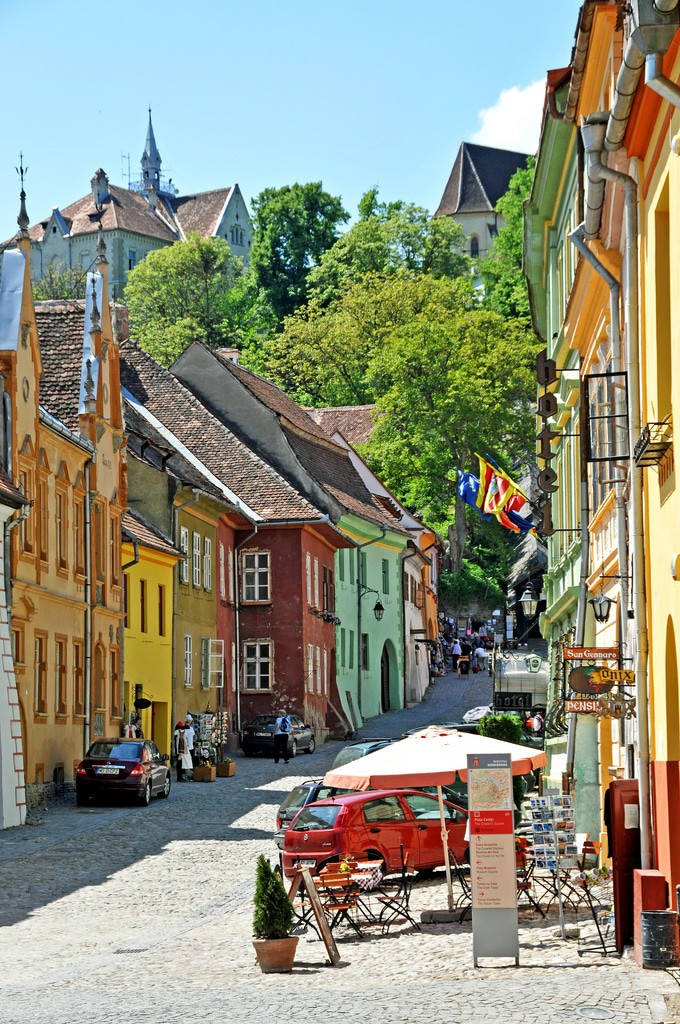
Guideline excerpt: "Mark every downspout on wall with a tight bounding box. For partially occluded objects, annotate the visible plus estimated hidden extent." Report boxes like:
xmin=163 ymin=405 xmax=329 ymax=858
xmin=355 ymin=527 xmax=387 ymax=717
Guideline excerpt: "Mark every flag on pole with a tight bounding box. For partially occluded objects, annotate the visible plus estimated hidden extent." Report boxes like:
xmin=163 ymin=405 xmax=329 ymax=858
xmin=476 ymin=455 xmax=495 ymax=511
xmin=497 ymin=492 xmax=536 ymax=534
xmin=456 ymin=471 xmax=492 ymax=520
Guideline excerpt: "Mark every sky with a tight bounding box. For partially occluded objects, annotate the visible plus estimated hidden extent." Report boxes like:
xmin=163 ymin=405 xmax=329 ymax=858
xmin=0 ymin=0 xmax=582 ymax=236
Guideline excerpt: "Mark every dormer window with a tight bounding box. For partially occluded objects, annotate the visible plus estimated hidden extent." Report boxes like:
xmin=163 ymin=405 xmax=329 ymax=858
xmin=52 ymin=227 xmax=57 ymax=234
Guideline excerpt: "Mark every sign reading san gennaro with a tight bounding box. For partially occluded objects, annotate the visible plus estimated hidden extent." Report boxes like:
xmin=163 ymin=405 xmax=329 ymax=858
xmin=563 ymin=646 xmax=619 ymax=661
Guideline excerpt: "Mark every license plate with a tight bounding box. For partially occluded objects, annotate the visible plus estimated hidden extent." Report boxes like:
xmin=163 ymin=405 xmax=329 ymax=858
xmin=256 ymin=732 xmax=270 ymax=737
xmin=296 ymin=858 xmax=316 ymax=868
xmin=96 ymin=767 xmax=120 ymax=775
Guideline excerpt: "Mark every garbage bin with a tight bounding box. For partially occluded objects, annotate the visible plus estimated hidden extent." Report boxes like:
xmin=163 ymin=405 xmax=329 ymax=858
xmin=641 ymin=910 xmax=680 ymax=969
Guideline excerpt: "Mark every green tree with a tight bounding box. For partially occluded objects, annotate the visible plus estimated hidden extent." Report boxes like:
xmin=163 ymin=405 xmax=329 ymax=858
xmin=249 ymin=182 xmax=348 ymax=326
xmin=306 ymin=192 xmax=468 ymax=307
xmin=480 ymin=157 xmax=535 ymax=321
xmin=364 ymin=307 xmax=539 ymax=568
xmin=262 ymin=272 xmax=472 ymax=407
xmin=33 ymin=261 xmax=87 ymax=300
xmin=477 ymin=713 xmax=528 ymax=813
xmin=252 ymin=854 xmax=294 ymax=939
xmin=123 ymin=233 xmax=243 ymax=366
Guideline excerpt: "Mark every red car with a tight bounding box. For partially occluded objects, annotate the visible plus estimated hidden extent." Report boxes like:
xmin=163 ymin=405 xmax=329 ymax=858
xmin=282 ymin=789 xmax=468 ymax=879
xmin=76 ymin=738 xmax=171 ymax=806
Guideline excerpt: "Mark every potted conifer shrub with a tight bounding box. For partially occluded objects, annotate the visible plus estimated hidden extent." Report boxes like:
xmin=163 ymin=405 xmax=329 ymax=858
xmin=252 ymin=854 xmax=298 ymax=973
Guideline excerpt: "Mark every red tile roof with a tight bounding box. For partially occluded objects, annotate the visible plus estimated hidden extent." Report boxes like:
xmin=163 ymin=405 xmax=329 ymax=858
xmin=34 ymin=300 xmax=86 ymax=432
xmin=120 ymin=340 xmax=321 ymax=522
xmin=0 ymin=466 xmax=26 ymax=508
xmin=122 ymin=510 xmax=181 ymax=557
xmin=28 ymin=184 xmax=178 ymax=244
xmin=306 ymin=405 xmax=377 ymax=446
xmin=165 ymin=188 xmax=232 ymax=237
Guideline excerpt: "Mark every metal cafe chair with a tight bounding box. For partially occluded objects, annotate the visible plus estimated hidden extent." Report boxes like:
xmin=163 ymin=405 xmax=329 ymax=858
xmin=377 ymin=846 xmax=421 ymax=933
xmin=450 ymin=851 xmax=473 ymax=922
xmin=317 ymin=866 xmax=364 ymax=938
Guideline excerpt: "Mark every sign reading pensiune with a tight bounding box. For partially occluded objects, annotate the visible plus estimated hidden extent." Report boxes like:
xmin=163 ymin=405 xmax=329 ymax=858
xmin=564 ymin=698 xmax=601 ymax=714
xmin=563 ymin=646 xmax=619 ymax=661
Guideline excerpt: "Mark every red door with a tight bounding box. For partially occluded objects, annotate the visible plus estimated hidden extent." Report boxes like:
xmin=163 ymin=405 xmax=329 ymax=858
xmin=606 ymin=779 xmax=641 ymax=953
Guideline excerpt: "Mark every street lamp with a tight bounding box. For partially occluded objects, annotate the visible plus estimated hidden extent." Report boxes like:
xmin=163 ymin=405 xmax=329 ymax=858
xmin=519 ymin=587 xmax=538 ymax=619
xmin=373 ymin=600 xmax=385 ymax=622
xmin=589 ymin=593 xmax=613 ymax=624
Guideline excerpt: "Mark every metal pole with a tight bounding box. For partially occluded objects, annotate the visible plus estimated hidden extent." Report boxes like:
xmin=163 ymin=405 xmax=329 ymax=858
xmin=437 ymin=783 xmax=454 ymax=912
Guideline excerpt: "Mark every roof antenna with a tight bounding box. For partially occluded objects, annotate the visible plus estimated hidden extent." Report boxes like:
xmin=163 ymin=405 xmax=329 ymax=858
xmin=15 ymin=153 xmax=29 ymax=237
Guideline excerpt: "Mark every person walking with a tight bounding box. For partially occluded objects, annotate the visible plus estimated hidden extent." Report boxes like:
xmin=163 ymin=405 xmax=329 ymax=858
xmin=451 ymin=638 xmax=461 ymax=672
xmin=474 ymin=644 xmax=488 ymax=674
xmin=273 ymin=708 xmax=291 ymax=764
xmin=173 ymin=722 xmax=192 ymax=782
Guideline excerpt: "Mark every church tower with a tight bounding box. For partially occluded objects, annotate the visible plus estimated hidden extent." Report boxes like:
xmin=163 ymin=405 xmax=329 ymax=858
xmin=140 ymin=108 xmax=162 ymax=189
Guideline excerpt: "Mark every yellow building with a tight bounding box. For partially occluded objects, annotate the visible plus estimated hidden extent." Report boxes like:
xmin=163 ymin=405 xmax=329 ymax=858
xmin=122 ymin=512 xmax=180 ymax=756
xmin=2 ymin=197 xmax=126 ymax=804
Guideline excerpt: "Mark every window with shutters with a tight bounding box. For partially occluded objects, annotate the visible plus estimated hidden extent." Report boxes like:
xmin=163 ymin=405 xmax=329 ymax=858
xmin=203 ymin=536 xmax=212 ymax=591
xmin=243 ymin=641 xmax=271 ymax=690
xmin=158 ymin=584 xmax=166 ymax=637
xmin=73 ymin=640 xmax=84 ymax=716
xmin=307 ymin=644 xmax=314 ymax=692
xmin=74 ymin=495 xmax=85 ymax=575
xmin=338 ymin=549 xmax=344 ymax=582
xmin=34 ymin=633 xmax=47 ymax=714
xmin=18 ymin=468 xmax=33 ymax=552
xmin=228 ymin=547 xmax=234 ymax=601
xmin=306 ymin=552 xmax=312 ymax=605
xmin=242 ymin=551 xmax=270 ymax=602
xmin=140 ymin=579 xmax=147 ymax=633
xmin=322 ymin=565 xmax=328 ymax=611
xmin=315 ymin=645 xmax=321 ymax=694
xmin=39 ymin=477 xmax=49 ymax=562
xmin=313 ymin=557 xmax=319 ymax=608
xmin=219 ymin=542 xmax=226 ymax=600
xmin=323 ymin=647 xmax=328 ymax=695
xmin=55 ymin=637 xmax=67 ymax=715
xmin=94 ymin=501 xmax=106 ymax=582
xmin=179 ymin=526 xmax=189 ymax=584
xmin=192 ymin=531 xmax=201 ymax=587
xmin=349 ymin=629 xmax=355 ymax=669
xmin=382 ymin=559 xmax=389 ymax=594
xmin=110 ymin=648 xmax=121 ymax=717
xmin=184 ymin=635 xmax=193 ymax=686
xmin=200 ymin=637 xmax=210 ymax=688
xmin=56 ymin=490 xmax=68 ymax=571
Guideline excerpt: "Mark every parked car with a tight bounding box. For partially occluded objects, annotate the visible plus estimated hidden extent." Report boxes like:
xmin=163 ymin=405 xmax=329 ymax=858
xmin=76 ymin=738 xmax=171 ymax=806
xmin=329 ymin=738 xmax=395 ymax=770
xmin=274 ymin=777 xmax=468 ymax=850
xmin=282 ymin=789 xmax=468 ymax=878
xmin=240 ymin=714 xmax=316 ymax=757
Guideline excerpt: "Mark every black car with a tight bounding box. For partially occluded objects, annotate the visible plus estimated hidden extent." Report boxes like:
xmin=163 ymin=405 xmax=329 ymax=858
xmin=240 ymin=714 xmax=316 ymax=757
xmin=76 ymin=738 xmax=171 ymax=806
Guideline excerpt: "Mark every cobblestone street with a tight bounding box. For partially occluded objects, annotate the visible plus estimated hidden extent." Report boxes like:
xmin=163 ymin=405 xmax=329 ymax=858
xmin=1 ymin=671 xmax=676 ymax=1024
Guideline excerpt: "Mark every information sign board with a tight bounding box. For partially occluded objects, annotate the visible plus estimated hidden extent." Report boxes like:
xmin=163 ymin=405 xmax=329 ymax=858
xmin=467 ymin=752 xmax=519 ymax=967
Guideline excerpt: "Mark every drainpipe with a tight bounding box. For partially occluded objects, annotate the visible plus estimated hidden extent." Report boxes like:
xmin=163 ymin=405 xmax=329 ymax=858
xmin=581 ymin=117 xmax=652 ymax=869
xmin=172 ymin=489 xmax=200 ymax=741
xmin=84 ymin=459 xmax=93 ymax=756
xmin=355 ymin=526 xmax=387 ymax=718
xmin=569 ymin=226 xmax=630 ymax=624
xmin=234 ymin=524 xmax=259 ymax=736
xmin=645 ymin=51 xmax=680 ymax=107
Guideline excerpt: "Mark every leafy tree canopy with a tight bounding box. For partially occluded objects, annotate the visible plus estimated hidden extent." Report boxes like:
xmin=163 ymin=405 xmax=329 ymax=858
xmin=306 ymin=190 xmax=468 ymax=307
xmin=33 ymin=261 xmax=87 ymax=301
xmin=480 ymin=156 xmax=535 ymax=321
xmin=249 ymin=182 xmax=348 ymax=327
xmin=123 ymin=233 xmax=243 ymax=366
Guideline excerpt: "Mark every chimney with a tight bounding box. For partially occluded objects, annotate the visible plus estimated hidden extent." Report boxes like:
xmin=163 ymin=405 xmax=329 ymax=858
xmin=111 ymin=304 xmax=129 ymax=345
xmin=217 ymin=347 xmax=240 ymax=365
xmin=91 ymin=168 xmax=109 ymax=207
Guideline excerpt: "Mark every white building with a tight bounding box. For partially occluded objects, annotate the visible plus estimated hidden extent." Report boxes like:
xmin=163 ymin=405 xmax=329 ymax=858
xmin=434 ymin=142 xmax=528 ymax=259
xmin=10 ymin=111 xmax=253 ymax=299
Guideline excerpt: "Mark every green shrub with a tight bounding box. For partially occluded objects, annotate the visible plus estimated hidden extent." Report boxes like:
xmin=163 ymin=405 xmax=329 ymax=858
xmin=477 ymin=712 xmax=527 ymax=815
xmin=252 ymin=854 xmax=294 ymax=939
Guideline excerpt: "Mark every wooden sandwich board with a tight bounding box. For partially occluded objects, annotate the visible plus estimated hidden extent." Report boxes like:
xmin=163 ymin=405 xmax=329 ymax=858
xmin=288 ymin=867 xmax=340 ymax=966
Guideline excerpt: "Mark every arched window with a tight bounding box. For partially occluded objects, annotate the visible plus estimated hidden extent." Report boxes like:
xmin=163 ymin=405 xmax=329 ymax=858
xmin=470 ymin=235 xmax=479 ymax=259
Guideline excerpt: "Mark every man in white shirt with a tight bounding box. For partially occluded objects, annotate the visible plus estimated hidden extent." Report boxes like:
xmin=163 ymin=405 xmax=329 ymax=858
xmin=474 ymin=645 xmax=488 ymax=673
xmin=184 ymin=714 xmax=196 ymax=763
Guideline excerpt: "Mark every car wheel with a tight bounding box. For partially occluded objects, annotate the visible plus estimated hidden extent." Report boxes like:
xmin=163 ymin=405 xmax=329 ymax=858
xmin=159 ymin=774 xmax=171 ymax=799
xmin=290 ymin=740 xmax=297 ymax=758
xmin=306 ymin=737 xmax=316 ymax=754
xmin=139 ymin=780 xmax=152 ymax=806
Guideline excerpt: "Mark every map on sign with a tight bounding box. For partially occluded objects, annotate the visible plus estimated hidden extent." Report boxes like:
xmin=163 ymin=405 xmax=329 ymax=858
xmin=468 ymin=769 xmax=513 ymax=811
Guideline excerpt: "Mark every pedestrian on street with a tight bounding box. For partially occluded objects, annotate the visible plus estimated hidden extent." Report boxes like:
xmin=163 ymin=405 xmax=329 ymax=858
xmin=451 ymin=638 xmax=461 ymax=671
xmin=184 ymin=713 xmax=196 ymax=765
xmin=457 ymin=654 xmax=470 ymax=678
xmin=533 ymin=710 xmax=544 ymax=736
xmin=173 ymin=722 xmax=192 ymax=782
xmin=474 ymin=644 xmax=488 ymax=674
xmin=273 ymin=708 xmax=291 ymax=764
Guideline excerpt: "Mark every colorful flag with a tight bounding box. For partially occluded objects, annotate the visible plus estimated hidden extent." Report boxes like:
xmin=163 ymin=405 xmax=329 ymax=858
xmin=498 ymin=492 xmax=536 ymax=534
xmin=476 ymin=455 xmax=495 ymax=511
xmin=456 ymin=471 xmax=492 ymax=520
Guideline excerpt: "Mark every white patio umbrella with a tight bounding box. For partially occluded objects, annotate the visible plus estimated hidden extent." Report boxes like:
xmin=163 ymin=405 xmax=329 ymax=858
xmin=324 ymin=726 xmax=547 ymax=911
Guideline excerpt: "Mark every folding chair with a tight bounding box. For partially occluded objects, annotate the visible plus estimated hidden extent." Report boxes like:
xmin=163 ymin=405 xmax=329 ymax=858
xmin=449 ymin=851 xmax=473 ymax=922
xmin=318 ymin=868 xmax=363 ymax=938
xmin=377 ymin=847 xmax=421 ymax=933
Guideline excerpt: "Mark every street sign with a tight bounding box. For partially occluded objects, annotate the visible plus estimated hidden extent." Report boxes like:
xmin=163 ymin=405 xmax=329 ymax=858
xmin=563 ymin=646 xmax=619 ymax=661
xmin=493 ymin=691 xmax=533 ymax=711
xmin=564 ymin=699 xmax=601 ymax=713
xmin=592 ymin=668 xmax=635 ymax=684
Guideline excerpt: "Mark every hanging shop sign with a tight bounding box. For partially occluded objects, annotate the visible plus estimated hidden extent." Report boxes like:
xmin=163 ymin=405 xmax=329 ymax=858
xmin=592 ymin=667 xmax=635 ymax=684
xmin=535 ymin=349 xmax=559 ymax=538
xmin=564 ymin=698 xmax=601 ymax=713
xmin=564 ymin=691 xmax=636 ymax=719
xmin=563 ymin=646 xmax=619 ymax=661
xmin=568 ymin=666 xmax=616 ymax=696
xmin=493 ymin=691 xmax=533 ymax=711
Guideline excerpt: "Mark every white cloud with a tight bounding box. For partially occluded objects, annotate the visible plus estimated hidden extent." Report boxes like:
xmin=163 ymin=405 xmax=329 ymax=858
xmin=471 ymin=80 xmax=545 ymax=154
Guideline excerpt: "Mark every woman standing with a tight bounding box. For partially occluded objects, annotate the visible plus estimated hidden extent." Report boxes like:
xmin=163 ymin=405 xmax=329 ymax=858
xmin=173 ymin=722 xmax=192 ymax=782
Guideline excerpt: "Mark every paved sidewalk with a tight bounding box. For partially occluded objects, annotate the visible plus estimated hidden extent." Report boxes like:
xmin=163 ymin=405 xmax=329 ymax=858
xmin=1 ymin=673 xmax=676 ymax=1024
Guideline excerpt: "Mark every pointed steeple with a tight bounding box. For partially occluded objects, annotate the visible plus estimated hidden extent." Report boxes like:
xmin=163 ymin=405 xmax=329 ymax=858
xmin=140 ymin=107 xmax=162 ymax=189
xmin=16 ymin=153 xmax=29 ymax=240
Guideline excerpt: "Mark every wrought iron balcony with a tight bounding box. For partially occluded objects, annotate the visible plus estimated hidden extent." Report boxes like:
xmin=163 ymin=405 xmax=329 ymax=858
xmin=634 ymin=421 xmax=672 ymax=467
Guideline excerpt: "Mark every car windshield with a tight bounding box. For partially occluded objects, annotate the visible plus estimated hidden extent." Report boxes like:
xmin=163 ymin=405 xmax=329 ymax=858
xmin=331 ymin=742 xmax=386 ymax=769
xmin=280 ymin=786 xmax=311 ymax=814
xmin=87 ymin=741 xmax=142 ymax=760
xmin=251 ymin=716 xmax=275 ymax=727
xmin=291 ymin=805 xmax=342 ymax=830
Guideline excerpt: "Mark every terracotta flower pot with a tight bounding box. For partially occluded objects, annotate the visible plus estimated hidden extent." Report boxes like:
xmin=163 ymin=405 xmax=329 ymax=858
xmin=252 ymin=936 xmax=299 ymax=973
